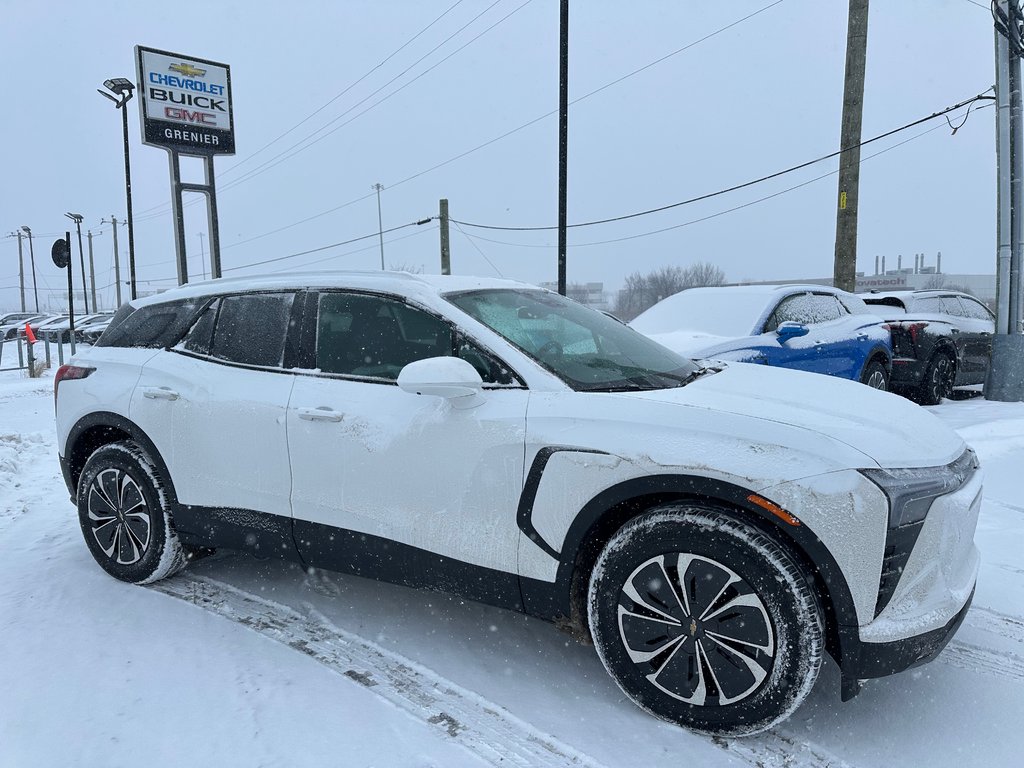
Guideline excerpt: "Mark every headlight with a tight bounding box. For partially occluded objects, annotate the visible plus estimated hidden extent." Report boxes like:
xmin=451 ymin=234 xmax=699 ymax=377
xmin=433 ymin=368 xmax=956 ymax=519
xmin=861 ymin=449 xmax=978 ymax=529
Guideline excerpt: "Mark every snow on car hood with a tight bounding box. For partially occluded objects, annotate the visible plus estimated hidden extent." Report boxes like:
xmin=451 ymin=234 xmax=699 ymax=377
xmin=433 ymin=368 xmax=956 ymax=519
xmin=625 ymin=362 xmax=966 ymax=470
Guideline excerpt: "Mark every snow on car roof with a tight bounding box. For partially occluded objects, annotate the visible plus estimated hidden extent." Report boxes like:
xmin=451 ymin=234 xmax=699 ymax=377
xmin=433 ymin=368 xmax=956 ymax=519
xmin=127 ymin=270 xmax=541 ymax=309
xmin=630 ymin=284 xmax=830 ymax=337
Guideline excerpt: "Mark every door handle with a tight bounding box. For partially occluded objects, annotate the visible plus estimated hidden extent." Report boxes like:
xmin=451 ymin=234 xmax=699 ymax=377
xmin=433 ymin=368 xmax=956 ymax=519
xmin=297 ymin=406 xmax=344 ymax=422
xmin=141 ymin=386 xmax=179 ymax=401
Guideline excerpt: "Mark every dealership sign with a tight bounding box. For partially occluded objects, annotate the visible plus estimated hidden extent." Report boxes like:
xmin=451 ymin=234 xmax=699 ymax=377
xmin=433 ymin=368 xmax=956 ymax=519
xmin=135 ymin=46 xmax=234 ymax=155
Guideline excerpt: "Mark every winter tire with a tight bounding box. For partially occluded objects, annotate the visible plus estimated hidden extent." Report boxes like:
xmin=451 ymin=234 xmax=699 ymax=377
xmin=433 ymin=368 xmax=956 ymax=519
xmin=588 ymin=506 xmax=823 ymax=736
xmin=916 ymin=352 xmax=954 ymax=406
xmin=860 ymin=358 xmax=889 ymax=391
xmin=77 ymin=441 xmax=188 ymax=584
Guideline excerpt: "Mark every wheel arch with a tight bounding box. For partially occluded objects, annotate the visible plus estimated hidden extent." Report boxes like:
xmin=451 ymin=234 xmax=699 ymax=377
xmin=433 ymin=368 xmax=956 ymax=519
xmin=62 ymin=412 xmax=177 ymax=505
xmin=526 ymin=474 xmax=857 ymax=668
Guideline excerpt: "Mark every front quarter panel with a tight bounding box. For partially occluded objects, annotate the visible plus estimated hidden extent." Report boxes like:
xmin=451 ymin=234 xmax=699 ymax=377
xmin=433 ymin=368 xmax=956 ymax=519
xmin=518 ymin=390 xmax=876 ymax=584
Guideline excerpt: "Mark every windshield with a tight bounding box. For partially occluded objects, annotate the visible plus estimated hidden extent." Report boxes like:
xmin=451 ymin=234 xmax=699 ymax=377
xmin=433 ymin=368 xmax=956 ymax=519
xmin=446 ymin=289 xmax=701 ymax=391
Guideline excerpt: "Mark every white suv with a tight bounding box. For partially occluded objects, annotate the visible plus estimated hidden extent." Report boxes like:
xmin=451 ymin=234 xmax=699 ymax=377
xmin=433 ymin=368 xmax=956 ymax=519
xmin=55 ymin=271 xmax=981 ymax=736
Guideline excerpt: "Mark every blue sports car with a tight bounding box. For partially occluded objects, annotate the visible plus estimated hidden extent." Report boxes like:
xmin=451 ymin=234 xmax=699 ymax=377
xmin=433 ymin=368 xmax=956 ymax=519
xmin=630 ymin=284 xmax=893 ymax=389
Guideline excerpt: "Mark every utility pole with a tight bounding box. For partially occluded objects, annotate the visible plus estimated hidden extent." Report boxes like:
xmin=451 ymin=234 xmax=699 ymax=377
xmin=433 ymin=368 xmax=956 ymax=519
xmin=7 ymin=232 xmax=26 ymax=311
xmin=102 ymin=217 xmax=123 ymax=307
xmin=86 ymin=230 xmax=99 ymax=311
xmin=832 ymin=0 xmax=870 ymax=292
xmin=373 ymin=183 xmax=385 ymax=270
xmin=987 ymin=0 xmax=1024 ymax=400
xmin=197 ymin=232 xmax=207 ymax=280
xmin=65 ymin=213 xmax=89 ymax=314
xmin=21 ymin=226 xmax=39 ymax=312
xmin=557 ymin=0 xmax=569 ymax=296
xmin=439 ymin=199 xmax=451 ymax=275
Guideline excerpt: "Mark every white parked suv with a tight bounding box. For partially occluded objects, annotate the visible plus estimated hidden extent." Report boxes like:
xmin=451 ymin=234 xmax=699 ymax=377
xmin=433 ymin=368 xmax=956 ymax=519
xmin=55 ymin=272 xmax=981 ymax=736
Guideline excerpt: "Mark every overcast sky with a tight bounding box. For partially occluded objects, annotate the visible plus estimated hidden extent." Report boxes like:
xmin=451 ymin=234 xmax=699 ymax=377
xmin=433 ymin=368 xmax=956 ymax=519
xmin=0 ymin=0 xmax=1000 ymax=312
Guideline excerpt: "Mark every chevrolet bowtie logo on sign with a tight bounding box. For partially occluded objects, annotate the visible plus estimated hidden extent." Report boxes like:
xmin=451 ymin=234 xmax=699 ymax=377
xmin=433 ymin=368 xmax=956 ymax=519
xmin=169 ymin=62 xmax=207 ymax=78
xmin=136 ymin=45 xmax=235 ymax=156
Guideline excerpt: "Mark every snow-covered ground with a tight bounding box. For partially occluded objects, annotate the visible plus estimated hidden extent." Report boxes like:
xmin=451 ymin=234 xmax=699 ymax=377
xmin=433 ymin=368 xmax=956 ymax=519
xmin=1 ymin=368 xmax=1022 ymax=768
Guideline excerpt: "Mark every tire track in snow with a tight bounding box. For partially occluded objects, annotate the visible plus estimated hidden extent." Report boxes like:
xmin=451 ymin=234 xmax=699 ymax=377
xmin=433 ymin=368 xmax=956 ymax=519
xmin=152 ymin=573 xmax=856 ymax=768
xmin=942 ymin=641 xmax=1024 ymax=682
xmin=150 ymin=574 xmax=608 ymax=768
xmin=965 ymin=604 xmax=1024 ymax=644
xmin=941 ymin=606 xmax=1024 ymax=682
xmin=713 ymin=732 xmax=856 ymax=768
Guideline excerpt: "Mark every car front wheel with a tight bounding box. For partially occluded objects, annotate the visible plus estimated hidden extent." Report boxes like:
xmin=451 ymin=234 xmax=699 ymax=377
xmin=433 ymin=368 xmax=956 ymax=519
xmin=588 ymin=505 xmax=823 ymax=736
xmin=77 ymin=441 xmax=188 ymax=584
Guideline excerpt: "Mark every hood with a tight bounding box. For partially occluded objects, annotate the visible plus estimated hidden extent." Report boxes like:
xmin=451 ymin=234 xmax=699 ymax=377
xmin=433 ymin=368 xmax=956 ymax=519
xmin=623 ymin=362 xmax=965 ymax=469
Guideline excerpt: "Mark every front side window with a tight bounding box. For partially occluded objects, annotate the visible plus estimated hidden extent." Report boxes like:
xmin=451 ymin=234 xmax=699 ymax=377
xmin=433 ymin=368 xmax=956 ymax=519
xmin=764 ymin=293 xmax=843 ymax=332
xmin=447 ymin=289 xmax=699 ymax=391
xmin=316 ymin=292 xmax=519 ymax=385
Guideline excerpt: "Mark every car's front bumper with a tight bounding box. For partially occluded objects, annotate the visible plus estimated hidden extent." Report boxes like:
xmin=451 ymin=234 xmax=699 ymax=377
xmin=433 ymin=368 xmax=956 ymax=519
xmin=836 ymin=586 xmax=974 ymax=699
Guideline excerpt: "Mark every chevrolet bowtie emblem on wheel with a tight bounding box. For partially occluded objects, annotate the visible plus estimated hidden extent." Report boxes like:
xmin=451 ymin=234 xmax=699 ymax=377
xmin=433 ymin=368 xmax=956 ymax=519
xmin=169 ymin=62 xmax=206 ymax=78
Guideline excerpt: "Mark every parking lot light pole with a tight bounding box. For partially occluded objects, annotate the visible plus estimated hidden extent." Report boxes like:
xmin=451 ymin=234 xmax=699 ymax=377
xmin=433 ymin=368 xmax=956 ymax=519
xmin=20 ymin=226 xmax=39 ymax=312
xmin=98 ymin=78 xmax=138 ymax=300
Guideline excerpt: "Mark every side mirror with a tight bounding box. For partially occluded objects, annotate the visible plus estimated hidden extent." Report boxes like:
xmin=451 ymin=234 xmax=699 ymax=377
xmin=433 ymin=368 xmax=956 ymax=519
xmin=397 ymin=356 xmax=484 ymax=407
xmin=776 ymin=321 xmax=809 ymax=341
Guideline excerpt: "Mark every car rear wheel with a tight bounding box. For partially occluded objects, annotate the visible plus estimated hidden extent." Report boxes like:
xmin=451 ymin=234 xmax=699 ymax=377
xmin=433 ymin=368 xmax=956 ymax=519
xmin=77 ymin=441 xmax=189 ymax=584
xmin=916 ymin=351 xmax=954 ymax=406
xmin=587 ymin=506 xmax=823 ymax=736
xmin=860 ymin=358 xmax=889 ymax=390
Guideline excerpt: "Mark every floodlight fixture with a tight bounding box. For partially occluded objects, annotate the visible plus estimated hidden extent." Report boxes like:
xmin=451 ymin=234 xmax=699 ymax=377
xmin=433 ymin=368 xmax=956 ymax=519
xmin=65 ymin=212 xmax=84 ymax=224
xmin=98 ymin=78 xmax=135 ymax=108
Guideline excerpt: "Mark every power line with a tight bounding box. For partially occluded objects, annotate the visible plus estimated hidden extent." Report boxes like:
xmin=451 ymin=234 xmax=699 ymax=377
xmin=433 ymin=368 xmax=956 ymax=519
xmin=220 ymin=0 xmax=528 ymax=193
xmin=266 ymin=223 xmax=439 ymax=274
xmin=450 ymin=90 xmax=994 ymax=232
xmin=453 ymin=221 xmax=504 ymax=277
xmin=130 ymin=0 xmax=779 ymax=239
xmin=224 ymin=0 xmax=468 ymax=179
xmin=457 ymin=111 xmax=977 ymax=251
xmin=220 ymin=218 xmax=434 ymax=273
xmin=131 ymin=0 xmax=470 ymax=220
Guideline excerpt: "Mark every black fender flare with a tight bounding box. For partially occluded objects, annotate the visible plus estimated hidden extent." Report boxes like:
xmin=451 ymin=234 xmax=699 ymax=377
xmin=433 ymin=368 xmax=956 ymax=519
xmin=518 ymin=459 xmax=859 ymax=666
xmin=61 ymin=411 xmax=178 ymax=506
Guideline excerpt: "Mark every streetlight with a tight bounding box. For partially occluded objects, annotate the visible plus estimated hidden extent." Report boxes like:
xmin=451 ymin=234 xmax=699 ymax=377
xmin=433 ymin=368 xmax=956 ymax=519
xmin=97 ymin=77 xmax=137 ymax=300
xmin=65 ymin=212 xmax=88 ymax=314
xmin=20 ymin=226 xmax=39 ymax=312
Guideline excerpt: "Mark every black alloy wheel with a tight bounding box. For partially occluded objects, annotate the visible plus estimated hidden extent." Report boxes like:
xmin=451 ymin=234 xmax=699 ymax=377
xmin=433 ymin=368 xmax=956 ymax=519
xmin=917 ymin=352 xmax=955 ymax=406
xmin=588 ymin=506 xmax=823 ymax=736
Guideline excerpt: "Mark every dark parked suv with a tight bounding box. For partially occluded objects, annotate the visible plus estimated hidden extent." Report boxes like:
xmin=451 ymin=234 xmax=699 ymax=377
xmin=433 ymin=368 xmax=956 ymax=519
xmin=861 ymin=290 xmax=994 ymax=404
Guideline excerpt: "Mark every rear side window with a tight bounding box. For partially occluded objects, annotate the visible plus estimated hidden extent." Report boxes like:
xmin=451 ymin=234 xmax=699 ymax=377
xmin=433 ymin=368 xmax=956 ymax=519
xmin=939 ymin=297 xmax=966 ymax=317
xmin=209 ymin=293 xmax=295 ymax=368
xmin=97 ymin=299 xmax=203 ymax=348
xmin=913 ymin=297 xmax=944 ymax=313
